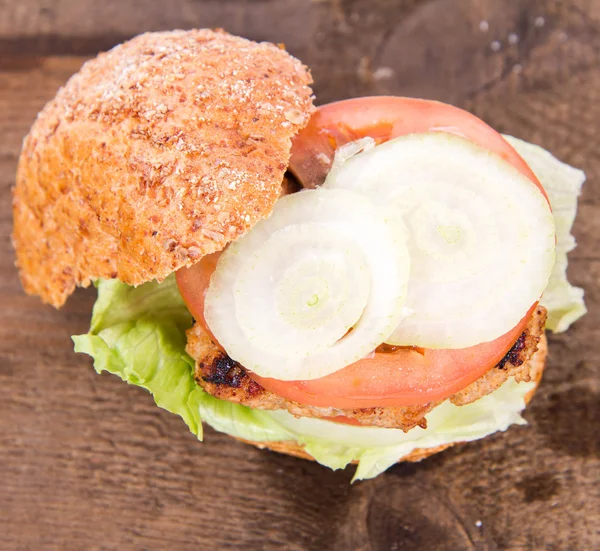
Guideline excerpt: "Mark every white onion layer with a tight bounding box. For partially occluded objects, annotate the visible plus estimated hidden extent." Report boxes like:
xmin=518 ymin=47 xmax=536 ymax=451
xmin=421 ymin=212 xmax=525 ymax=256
xmin=324 ymin=132 xmax=555 ymax=349
xmin=204 ymin=188 xmax=410 ymax=380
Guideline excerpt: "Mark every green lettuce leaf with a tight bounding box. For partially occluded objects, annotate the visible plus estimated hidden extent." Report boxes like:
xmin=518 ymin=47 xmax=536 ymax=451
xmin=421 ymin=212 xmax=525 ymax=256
xmin=73 ymin=276 xmax=205 ymax=437
xmin=73 ymin=275 xmax=291 ymax=444
xmin=73 ymin=137 xmax=586 ymax=481
xmin=196 ymin=393 xmax=293 ymax=442
xmin=504 ymin=135 xmax=587 ymax=331
xmin=267 ymin=377 xmax=533 ymax=481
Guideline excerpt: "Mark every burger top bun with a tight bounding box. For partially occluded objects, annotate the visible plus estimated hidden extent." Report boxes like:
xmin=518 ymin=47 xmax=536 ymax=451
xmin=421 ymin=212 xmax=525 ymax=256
xmin=13 ymin=29 xmax=315 ymax=307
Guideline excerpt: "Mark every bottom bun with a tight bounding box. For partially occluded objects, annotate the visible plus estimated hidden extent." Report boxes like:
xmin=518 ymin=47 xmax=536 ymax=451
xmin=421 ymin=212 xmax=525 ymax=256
xmin=234 ymin=333 xmax=548 ymax=464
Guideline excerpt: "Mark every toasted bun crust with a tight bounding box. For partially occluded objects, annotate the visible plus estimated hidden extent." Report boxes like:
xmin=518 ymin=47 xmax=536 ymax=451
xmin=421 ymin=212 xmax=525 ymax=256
xmin=13 ymin=29 xmax=315 ymax=307
xmin=234 ymin=333 xmax=548 ymax=465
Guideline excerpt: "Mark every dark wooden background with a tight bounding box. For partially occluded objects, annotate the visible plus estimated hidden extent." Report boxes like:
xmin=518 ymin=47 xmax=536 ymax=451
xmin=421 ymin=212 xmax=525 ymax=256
xmin=1 ymin=1 xmax=598 ymax=549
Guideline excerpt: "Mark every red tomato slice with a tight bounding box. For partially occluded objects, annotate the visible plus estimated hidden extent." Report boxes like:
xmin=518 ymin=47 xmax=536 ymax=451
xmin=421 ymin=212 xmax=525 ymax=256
xmin=289 ymin=96 xmax=549 ymax=203
xmin=251 ymin=303 xmax=535 ymax=408
xmin=176 ymin=252 xmax=536 ymax=408
xmin=177 ymin=97 xmax=545 ymax=408
xmin=176 ymin=252 xmax=222 ymax=346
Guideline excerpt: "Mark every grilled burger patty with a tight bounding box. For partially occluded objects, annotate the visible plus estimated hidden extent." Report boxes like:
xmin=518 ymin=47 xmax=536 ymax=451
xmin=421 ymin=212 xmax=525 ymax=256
xmin=186 ymin=306 xmax=546 ymax=431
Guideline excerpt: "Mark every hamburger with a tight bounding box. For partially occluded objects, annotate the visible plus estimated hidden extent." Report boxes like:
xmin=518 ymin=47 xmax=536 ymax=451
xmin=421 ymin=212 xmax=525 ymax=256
xmin=12 ymin=29 xmax=586 ymax=480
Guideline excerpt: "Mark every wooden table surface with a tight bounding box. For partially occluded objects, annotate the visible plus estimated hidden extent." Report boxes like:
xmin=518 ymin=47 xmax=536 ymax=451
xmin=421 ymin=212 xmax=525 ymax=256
xmin=1 ymin=1 xmax=598 ymax=549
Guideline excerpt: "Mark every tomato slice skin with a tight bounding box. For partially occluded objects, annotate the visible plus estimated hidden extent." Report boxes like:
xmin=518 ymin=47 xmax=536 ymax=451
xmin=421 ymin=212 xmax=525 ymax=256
xmin=290 ymin=96 xmax=548 ymax=202
xmin=177 ymin=97 xmax=545 ymax=408
xmin=176 ymin=252 xmax=222 ymax=346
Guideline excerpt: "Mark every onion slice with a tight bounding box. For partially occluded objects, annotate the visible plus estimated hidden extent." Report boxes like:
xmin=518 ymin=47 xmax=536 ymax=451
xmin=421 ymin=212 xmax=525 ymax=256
xmin=204 ymin=188 xmax=410 ymax=380
xmin=324 ymin=132 xmax=555 ymax=349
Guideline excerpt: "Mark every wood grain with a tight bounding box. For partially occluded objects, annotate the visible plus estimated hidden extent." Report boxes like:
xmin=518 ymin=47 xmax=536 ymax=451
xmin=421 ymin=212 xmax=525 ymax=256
xmin=0 ymin=1 xmax=598 ymax=550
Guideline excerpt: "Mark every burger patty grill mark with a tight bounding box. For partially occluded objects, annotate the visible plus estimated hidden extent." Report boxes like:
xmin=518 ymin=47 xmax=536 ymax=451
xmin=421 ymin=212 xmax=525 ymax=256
xmin=496 ymin=332 xmax=528 ymax=370
xmin=187 ymin=306 xmax=547 ymax=431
